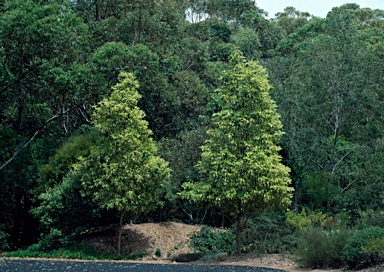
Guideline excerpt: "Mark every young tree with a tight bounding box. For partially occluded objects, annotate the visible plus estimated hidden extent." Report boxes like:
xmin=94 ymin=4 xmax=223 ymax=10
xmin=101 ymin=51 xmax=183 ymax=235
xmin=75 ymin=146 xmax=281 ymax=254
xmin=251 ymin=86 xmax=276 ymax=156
xmin=180 ymin=51 xmax=293 ymax=254
xmin=75 ymin=72 xmax=171 ymax=255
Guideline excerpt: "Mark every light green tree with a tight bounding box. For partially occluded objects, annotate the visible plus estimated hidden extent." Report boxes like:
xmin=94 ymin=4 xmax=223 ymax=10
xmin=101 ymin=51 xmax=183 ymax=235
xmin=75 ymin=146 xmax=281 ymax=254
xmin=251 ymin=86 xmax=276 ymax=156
xmin=180 ymin=51 xmax=293 ymax=254
xmin=75 ymin=72 xmax=171 ymax=255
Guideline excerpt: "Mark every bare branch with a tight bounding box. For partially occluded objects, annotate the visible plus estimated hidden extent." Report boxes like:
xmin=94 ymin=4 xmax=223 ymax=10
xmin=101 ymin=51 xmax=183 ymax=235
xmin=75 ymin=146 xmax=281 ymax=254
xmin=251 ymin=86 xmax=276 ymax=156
xmin=0 ymin=113 xmax=60 ymax=171
xmin=331 ymin=145 xmax=360 ymax=175
xmin=0 ymin=63 xmax=43 ymax=96
xmin=0 ymin=86 xmax=109 ymax=171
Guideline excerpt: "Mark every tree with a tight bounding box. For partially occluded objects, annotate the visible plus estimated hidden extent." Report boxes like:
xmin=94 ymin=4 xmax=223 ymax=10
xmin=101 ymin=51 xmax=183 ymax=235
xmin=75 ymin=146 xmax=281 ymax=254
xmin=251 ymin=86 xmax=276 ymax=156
xmin=0 ymin=0 xmax=91 ymax=170
xmin=180 ymin=51 xmax=293 ymax=254
xmin=206 ymin=0 xmax=257 ymax=28
xmin=35 ymin=128 xmax=100 ymax=194
xmin=75 ymin=72 xmax=171 ymax=255
xmin=275 ymin=6 xmax=312 ymax=35
xmin=0 ymin=0 xmax=98 ymax=248
xmin=232 ymin=27 xmax=261 ymax=60
xmin=269 ymin=5 xmax=384 ymax=212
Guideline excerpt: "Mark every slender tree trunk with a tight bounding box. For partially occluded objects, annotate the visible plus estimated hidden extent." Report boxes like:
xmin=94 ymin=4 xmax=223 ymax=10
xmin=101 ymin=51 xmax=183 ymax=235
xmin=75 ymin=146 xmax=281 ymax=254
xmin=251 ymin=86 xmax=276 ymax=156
xmin=17 ymin=86 xmax=24 ymax=137
xmin=236 ymin=200 xmax=242 ymax=254
xmin=236 ymin=213 xmax=242 ymax=254
xmin=117 ymin=209 xmax=125 ymax=255
xmin=221 ymin=212 xmax=225 ymax=229
xmin=94 ymin=0 xmax=101 ymax=21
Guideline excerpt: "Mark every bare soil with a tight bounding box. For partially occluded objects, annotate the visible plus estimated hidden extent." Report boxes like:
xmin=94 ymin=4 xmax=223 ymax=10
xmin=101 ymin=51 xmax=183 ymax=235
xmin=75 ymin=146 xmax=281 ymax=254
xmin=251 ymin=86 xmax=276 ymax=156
xmin=82 ymin=222 xmax=384 ymax=272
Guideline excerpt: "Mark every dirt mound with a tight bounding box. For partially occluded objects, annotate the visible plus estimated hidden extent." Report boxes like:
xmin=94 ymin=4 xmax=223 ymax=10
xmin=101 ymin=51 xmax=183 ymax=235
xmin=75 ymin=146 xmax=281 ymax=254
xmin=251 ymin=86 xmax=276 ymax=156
xmin=122 ymin=222 xmax=202 ymax=259
xmin=82 ymin=222 xmax=202 ymax=260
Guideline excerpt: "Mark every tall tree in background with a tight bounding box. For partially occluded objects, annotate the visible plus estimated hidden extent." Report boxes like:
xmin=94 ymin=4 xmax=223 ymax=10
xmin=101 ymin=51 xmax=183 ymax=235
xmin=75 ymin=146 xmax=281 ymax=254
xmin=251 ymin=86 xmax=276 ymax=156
xmin=275 ymin=6 xmax=312 ymax=35
xmin=0 ymin=0 xmax=96 ymax=248
xmin=270 ymin=4 xmax=384 ymax=212
xmin=206 ymin=0 xmax=257 ymax=27
xmin=75 ymin=73 xmax=171 ymax=255
xmin=181 ymin=51 xmax=292 ymax=254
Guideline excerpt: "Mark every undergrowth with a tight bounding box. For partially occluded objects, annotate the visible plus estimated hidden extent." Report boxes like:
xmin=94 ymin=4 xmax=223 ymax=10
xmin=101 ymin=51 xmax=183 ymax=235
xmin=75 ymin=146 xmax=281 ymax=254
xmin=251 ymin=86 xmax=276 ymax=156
xmin=189 ymin=225 xmax=236 ymax=254
xmin=5 ymin=244 xmax=146 ymax=260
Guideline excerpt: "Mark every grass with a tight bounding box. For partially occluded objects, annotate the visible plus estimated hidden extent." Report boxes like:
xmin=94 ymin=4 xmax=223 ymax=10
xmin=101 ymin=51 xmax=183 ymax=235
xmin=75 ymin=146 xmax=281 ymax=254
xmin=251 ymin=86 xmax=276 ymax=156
xmin=5 ymin=244 xmax=146 ymax=261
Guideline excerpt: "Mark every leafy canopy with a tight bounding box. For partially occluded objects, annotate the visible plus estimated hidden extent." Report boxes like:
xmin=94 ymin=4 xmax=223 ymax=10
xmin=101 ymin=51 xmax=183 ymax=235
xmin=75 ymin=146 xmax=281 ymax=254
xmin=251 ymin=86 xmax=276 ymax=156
xmin=75 ymin=72 xmax=171 ymax=213
xmin=181 ymin=50 xmax=293 ymax=217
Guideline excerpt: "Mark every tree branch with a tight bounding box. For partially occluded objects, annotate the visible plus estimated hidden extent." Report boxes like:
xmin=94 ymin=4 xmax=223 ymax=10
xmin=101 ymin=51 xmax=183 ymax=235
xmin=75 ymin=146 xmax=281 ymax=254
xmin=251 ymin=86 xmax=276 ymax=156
xmin=0 ymin=86 xmax=109 ymax=171
xmin=0 ymin=62 xmax=43 ymax=96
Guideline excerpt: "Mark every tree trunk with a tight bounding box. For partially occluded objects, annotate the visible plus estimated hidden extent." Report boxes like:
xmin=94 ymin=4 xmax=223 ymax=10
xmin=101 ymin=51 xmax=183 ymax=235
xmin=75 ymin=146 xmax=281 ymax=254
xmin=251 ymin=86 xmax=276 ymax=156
xmin=94 ymin=0 xmax=101 ymax=21
xmin=117 ymin=209 xmax=125 ymax=255
xmin=221 ymin=212 xmax=225 ymax=229
xmin=236 ymin=199 xmax=243 ymax=254
xmin=236 ymin=213 xmax=242 ymax=254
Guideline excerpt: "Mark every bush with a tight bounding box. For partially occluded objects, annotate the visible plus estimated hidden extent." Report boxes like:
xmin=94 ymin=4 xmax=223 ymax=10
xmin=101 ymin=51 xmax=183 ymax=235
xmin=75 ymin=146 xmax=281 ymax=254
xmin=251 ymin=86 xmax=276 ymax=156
xmin=155 ymin=248 xmax=161 ymax=257
xmin=295 ymin=226 xmax=352 ymax=268
xmin=6 ymin=243 xmax=145 ymax=260
xmin=33 ymin=130 xmax=115 ymax=244
xmin=33 ymin=171 xmax=106 ymax=239
xmin=357 ymin=209 xmax=384 ymax=229
xmin=0 ymin=225 xmax=10 ymax=251
xmin=241 ymin=212 xmax=295 ymax=253
xmin=286 ymin=209 xmax=328 ymax=231
xmin=189 ymin=226 xmax=236 ymax=255
xmin=363 ymin=237 xmax=384 ymax=259
xmin=343 ymin=226 xmax=384 ymax=269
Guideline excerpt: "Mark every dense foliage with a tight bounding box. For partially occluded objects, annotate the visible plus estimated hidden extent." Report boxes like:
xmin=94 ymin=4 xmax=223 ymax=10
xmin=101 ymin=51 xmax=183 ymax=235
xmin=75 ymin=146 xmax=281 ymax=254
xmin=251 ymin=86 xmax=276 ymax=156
xmin=1 ymin=0 xmax=384 ymax=268
xmin=189 ymin=226 xmax=237 ymax=255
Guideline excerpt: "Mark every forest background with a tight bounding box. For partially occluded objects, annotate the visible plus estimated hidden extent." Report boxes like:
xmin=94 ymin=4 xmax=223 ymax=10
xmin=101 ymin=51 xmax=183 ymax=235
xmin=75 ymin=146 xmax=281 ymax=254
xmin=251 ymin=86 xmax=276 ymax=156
xmin=1 ymin=0 xmax=384 ymax=269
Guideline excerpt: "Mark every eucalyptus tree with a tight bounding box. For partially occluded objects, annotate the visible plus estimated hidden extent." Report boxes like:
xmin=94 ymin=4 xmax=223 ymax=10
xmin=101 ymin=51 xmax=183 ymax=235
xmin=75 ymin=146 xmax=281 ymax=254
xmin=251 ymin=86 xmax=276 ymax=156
xmin=0 ymin=0 xmax=96 ymax=248
xmin=206 ymin=0 xmax=256 ymax=28
xmin=232 ymin=27 xmax=261 ymax=60
xmin=0 ymin=0 xmax=91 ymax=169
xmin=270 ymin=5 xmax=384 ymax=212
xmin=180 ymin=51 xmax=292 ymax=254
xmin=274 ymin=6 xmax=312 ymax=35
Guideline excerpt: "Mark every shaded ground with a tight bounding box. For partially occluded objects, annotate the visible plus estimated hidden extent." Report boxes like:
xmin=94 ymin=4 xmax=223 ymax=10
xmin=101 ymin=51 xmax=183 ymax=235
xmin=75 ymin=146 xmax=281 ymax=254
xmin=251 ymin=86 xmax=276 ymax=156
xmin=81 ymin=222 xmax=202 ymax=258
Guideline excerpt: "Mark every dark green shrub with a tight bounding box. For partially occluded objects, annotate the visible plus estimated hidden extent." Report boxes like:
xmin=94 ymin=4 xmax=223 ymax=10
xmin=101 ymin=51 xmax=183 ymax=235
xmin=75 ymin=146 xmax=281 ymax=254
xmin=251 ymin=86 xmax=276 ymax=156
xmin=28 ymin=228 xmax=66 ymax=251
xmin=0 ymin=225 xmax=10 ymax=251
xmin=343 ymin=226 xmax=384 ymax=269
xmin=241 ymin=212 xmax=295 ymax=253
xmin=296 ymin=226 xmax=352 ymax=268
xmin=362 ymin=237 xmax=384 ymax=259
xmin=36 ymin=129 xmax=100 ymax=194
xmin=210 ymin=42 xmax=237 ymax=62
xmin=210 ymin=23 xmax=231 ymax=42
xmin=357 ymin=209 xmax=384 ymax=229
xmin=189 ymin=226 xmax=236 ymax=255
xmin=32 ymin=130 xmax=115 ymax=246
xmin=6 ymin=243 xmax=146 ymax=260
xmin=155 ymin=248 xmax=162 ymax=257
xmin=32 ymin=171 xmax=109 ymax=241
